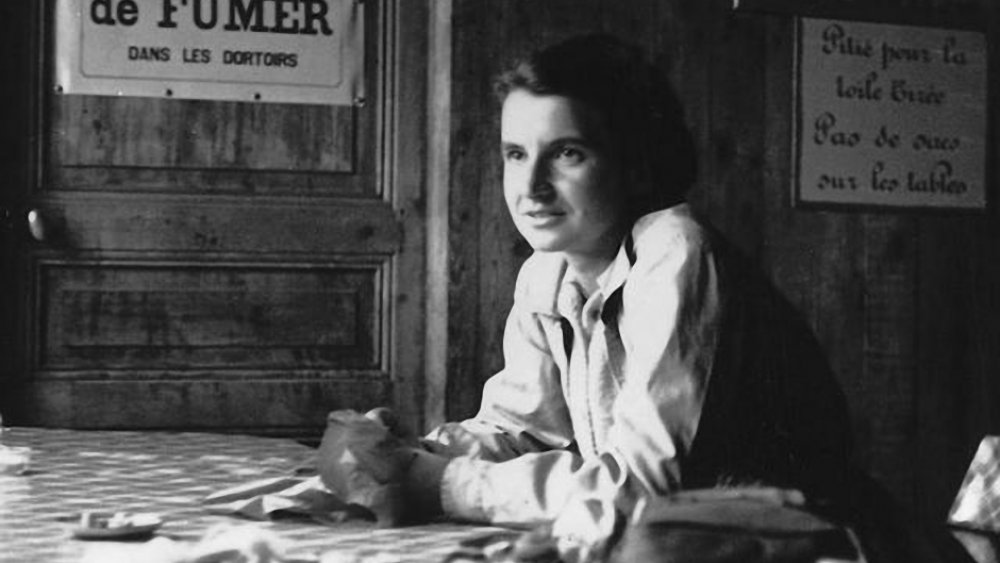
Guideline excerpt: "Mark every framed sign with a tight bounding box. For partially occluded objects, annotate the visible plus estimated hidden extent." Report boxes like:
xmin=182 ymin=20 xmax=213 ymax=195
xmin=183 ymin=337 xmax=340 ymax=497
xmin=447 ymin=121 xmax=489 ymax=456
xmin=55 ymin=0 xmax=365 ymax=105
xmin=793 ymin=18 xmax=987 ymax=210
xmin=732 ymin=0 xmax=984 ymax=30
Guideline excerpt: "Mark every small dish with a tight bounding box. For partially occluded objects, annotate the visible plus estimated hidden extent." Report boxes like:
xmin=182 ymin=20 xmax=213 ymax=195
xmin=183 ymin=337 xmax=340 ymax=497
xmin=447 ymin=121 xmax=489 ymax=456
xmin=72 ymin=512 xmax=163 ymax=540
xmin=0 ymin=445 xmax=31 ymax=475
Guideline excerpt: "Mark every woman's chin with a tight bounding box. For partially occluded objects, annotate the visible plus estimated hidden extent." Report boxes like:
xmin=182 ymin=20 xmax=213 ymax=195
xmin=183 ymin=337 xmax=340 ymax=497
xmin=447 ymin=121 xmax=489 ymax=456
xmin=518 ymin=234 xmax=568 ymax=254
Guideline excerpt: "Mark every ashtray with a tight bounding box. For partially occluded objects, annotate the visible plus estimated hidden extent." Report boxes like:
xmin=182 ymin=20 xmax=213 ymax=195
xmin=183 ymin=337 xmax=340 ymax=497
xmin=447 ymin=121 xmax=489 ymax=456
xmin=72 ymin=511 xmax=163 ymax=540
xmin=0 ymin=445 xmax=31 ymax=475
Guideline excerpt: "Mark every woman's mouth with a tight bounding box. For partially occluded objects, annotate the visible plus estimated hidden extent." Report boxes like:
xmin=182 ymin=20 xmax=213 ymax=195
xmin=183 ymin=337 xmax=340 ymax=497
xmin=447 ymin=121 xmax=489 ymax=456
xmin=524 ymin=208 xmax=563 ymax=217
xmin=522 ymin=209 xmax=565 ymax=226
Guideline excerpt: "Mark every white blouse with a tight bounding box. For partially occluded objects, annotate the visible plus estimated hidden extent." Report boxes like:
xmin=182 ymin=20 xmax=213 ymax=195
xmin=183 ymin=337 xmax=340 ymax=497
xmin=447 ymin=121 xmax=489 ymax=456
xmin=425 ymin=203 xmax=722 ymax=526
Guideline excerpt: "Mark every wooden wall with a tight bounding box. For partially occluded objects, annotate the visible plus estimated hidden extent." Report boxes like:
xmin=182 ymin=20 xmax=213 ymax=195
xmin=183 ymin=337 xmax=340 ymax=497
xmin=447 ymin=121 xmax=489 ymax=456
xmin=444 ymin=0 xmax=1000 ymax=526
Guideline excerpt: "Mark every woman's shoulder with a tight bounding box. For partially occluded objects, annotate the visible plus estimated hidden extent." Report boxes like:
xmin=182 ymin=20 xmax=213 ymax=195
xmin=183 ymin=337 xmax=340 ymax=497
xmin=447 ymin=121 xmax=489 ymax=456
xmin=630 ymin=203 xmax=714 ymax=259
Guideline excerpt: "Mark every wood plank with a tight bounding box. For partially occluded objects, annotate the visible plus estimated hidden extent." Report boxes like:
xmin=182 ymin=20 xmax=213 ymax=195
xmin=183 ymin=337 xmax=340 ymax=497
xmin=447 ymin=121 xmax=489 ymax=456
xmin=16 ymin=376 xmax=391 ymax=431
xmin=860 ymin=215 xmax=918 ymax=508
xmin=55 ymin=96 xmax=355 ymax=173
xmin=446 ymin=0 xmax=494 ymax=421
xmin=37 ymin=262 xmax=379 ymax=371
xmin=759 ymin=13 xmax=873 ymax=482
xmin=702 ymin=4 xmax=768 ymax=259
xmin=984 ymin=0 xmax=1000 ymax=436
xmin=673 ymin=0 xmax=715 ymax=224
xmin=33 ymin=194 xmax=401 ymax=255
xmin=47 ymin=166 xmax=372 ymax=197
xmin=46 ymin=92 xmax=375 ymax=197
xmin=424 ymin=0 xmax=454 ymax=430
xmin=914 ymin=217 xmax=991 ymax=521
xmin=386 ymin=0 xmax=432 ymax=432
xmin=913 ymin=0 xmax=1000 ymax=520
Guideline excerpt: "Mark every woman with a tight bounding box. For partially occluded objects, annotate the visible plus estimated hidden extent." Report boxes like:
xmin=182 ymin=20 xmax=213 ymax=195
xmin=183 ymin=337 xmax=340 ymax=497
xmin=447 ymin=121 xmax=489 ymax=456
xmin=319 ymin=33 xmax=853 ymax=532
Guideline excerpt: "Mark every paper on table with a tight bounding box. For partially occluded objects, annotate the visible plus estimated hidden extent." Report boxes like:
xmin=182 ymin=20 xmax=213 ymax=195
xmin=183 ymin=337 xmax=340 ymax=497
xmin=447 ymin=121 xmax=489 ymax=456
xmin=316 ymin=410 xmax=417 ymax=527
xmin=203 ymin=475 xmax=369 ymax=525
xmin=80 ymin=524 xmax=301 ymax=563
xmin=949 ymin=435 xmax=1000 ymax=532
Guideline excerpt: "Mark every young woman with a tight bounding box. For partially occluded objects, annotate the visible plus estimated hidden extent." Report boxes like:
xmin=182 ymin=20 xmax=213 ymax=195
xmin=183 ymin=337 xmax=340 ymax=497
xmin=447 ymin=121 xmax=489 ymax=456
xmin=319 ymin=33 xmax=853 ymax=531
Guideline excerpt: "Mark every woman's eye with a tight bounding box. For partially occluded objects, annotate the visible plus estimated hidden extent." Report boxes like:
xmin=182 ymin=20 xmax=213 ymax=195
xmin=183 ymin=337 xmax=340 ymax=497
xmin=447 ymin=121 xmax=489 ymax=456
xmin=503 ymin=148 xmax=526 ymax=162
xmin=556 ymin=147 xmax=585 ymax=163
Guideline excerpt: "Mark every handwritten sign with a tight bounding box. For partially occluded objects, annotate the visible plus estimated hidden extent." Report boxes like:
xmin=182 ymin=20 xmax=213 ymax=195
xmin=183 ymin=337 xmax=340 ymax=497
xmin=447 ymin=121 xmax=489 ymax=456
xmin=795 ymin=18 xmax=986 ymax=209
xmin=55 ymin=0 xmax=364 ymax=105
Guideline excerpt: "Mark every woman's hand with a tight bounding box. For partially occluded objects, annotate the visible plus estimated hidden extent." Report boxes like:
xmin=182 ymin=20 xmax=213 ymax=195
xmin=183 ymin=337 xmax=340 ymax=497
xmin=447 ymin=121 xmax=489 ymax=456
xmin=317 ymin=408 xmax=448 ymax=526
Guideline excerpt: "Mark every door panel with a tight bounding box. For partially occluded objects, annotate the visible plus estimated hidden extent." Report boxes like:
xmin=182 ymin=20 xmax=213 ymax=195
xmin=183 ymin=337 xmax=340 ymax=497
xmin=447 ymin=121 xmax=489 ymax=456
xmin=54 ymin=96 xmax=357 ymax=173
xmin=3 ymin=1 xmax=429 ymax=438
xmin=21 ymin=378 xmax=390 ymax=432
xmin=32 ymin=195 xmax=400 ymax=254
xmin=38 ymin=262 xmax=379 ymax=371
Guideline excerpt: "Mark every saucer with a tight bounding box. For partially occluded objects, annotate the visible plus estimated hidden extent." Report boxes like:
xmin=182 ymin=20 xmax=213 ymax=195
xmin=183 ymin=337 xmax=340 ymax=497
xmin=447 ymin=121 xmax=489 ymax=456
xmin=72 ymin=512 xmax=163 ymax=540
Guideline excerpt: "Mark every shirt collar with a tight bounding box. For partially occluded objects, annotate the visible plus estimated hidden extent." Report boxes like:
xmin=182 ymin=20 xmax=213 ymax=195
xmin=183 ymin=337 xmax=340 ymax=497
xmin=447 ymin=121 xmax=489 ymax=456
xmin=521 ymin=232 xmax=635 ymax=318
xmin=520 ymin=203 xmax=695 ymax=316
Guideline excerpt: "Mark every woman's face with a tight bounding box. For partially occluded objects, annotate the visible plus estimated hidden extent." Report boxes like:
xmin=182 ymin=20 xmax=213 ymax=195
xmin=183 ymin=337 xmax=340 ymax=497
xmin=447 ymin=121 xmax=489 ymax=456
xmin=500 ymin=89 xmax=627 ymax=262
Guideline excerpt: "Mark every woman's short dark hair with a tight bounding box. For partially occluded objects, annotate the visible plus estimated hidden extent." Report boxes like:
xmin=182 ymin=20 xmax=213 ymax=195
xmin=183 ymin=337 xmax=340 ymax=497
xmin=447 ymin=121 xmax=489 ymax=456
xmin=495 ymin=34 xmax=697 ymax=216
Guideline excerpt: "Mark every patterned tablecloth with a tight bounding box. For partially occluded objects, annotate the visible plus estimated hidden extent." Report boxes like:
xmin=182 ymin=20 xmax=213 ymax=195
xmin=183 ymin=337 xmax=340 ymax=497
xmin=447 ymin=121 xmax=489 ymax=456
xmin=0 ymin=427 xmax=506 ymax=563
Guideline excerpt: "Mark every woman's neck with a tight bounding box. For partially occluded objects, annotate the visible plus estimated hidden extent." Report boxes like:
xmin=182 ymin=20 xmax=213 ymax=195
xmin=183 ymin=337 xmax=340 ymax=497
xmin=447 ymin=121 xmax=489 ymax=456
xmin=563 ymin=223 xmax=627 ymax=296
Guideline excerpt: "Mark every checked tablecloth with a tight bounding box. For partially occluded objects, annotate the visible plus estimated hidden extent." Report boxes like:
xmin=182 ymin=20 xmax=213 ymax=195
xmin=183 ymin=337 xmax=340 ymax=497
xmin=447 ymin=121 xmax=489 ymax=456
xmin=0 ymin=427 xmax=505 ymax=563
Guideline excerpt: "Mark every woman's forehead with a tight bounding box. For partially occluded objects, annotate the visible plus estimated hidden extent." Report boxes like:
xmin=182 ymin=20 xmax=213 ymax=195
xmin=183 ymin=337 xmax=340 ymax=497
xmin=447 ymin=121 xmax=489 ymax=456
xmin=500 ymin=90 xmax=608 ymax=143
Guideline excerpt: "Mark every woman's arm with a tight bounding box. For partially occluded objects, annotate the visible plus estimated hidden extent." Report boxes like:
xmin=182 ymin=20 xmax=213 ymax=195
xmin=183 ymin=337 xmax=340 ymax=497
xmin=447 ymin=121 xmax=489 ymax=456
xmin=425 ymin=280 xmax=577 ymax=463
xmin=436 ymin=217 xmax=722 ymax=526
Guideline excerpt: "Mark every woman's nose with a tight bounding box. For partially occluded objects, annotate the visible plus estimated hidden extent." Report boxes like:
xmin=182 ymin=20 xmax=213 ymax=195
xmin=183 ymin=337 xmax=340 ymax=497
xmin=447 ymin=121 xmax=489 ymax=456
xmin=527 ymin=160 xmax=555 ymax=201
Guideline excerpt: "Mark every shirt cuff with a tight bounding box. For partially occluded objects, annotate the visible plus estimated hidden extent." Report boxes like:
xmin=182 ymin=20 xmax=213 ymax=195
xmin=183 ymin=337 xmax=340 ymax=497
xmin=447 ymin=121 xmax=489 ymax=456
xmin=440 ymin=456 xmax=494 ymax=523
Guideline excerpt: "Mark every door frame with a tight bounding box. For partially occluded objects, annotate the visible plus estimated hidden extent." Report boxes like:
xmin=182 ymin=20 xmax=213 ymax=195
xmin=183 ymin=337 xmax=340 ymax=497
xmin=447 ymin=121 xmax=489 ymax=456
xmin=0 ymin=0 xmax=41 ymax=422
xmin=383 ymin=0 xmax=440 ymax=433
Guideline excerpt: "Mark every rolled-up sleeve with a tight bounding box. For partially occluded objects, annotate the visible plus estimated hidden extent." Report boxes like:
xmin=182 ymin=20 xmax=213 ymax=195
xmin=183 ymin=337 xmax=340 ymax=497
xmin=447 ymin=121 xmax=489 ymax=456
xmin=609 ymin=220 xmax=720 ymax=495
xmin=426 ymin=282 xmax=575 ymax=464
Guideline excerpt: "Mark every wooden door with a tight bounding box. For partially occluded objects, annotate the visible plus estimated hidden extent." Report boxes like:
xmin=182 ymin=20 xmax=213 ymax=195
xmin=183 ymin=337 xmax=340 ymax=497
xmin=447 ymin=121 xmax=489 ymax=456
xmin=0 ymin=1 xmax=432 ymax=439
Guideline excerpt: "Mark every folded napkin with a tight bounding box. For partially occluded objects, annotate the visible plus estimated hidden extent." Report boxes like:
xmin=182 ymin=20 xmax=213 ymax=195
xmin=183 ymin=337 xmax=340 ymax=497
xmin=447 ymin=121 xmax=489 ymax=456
xmin=203 ymin=475 xmax=369 ymax=525
xmin=80 ymin=524 xmax=299 ymax=563
xmin=949 ymin=436 xmax=1000 ymax=533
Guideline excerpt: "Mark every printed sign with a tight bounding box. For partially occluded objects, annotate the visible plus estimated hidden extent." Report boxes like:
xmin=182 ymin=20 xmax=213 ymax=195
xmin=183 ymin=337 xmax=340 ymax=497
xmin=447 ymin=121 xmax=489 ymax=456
xmin=795 ymin=18 xmax=987 ymax=209
xmin=55 ymin=0 xmax=364 ymax=105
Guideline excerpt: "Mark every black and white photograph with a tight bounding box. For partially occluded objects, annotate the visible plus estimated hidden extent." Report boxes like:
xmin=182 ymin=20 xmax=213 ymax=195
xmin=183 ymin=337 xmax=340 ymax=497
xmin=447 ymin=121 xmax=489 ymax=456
xmin=0 ymin=1 xmax=997 ymax=562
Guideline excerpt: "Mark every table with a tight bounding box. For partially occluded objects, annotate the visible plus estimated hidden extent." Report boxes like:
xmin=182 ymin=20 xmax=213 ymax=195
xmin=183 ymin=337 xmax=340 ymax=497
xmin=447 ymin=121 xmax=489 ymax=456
xmin=0 ymin=427 xmax=507 ymax=563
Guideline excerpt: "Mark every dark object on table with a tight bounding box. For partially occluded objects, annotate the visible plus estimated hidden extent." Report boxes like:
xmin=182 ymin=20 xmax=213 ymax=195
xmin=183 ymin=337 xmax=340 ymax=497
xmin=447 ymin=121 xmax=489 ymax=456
xmin=609 ymin=488 xmax=859 ymax=563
